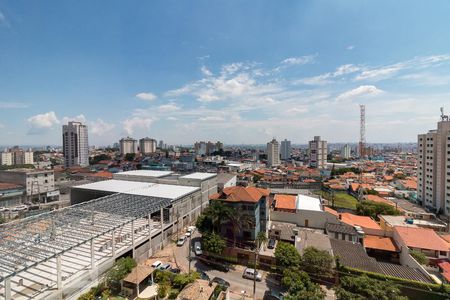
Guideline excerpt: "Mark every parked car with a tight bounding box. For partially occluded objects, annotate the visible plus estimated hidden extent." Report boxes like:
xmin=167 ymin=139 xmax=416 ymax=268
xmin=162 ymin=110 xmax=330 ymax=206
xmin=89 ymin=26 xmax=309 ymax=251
xmin=198 ymin=256 xmax=230 ymax=272
xmin=185 ymin=231 xmax=192 ymax=237
xmin=268 ymin=239 xmax=276 ymax=249
xmin=194 ymin=241 xmax=202 ymax=256
xmin=187 ymin=225 xmax=196 ymax=234
xmin=158 ymin=263 xmax=171 ymax=270
xmin=0 ymin=207 xmax=7 ymax=212
xmin=263 ymin=290 xmax=285 ymax=300
xmin=243 ymin=267 xmax=262 ymax=281
xmin=169 ymin=268 xmax=181 ymax=274
xmin=151 ymin=260 xmax=162 ymax=268
xmin=15 ymin=205 xmax=28 ymax=211
xmin=199 ymin=271 xmax=210 ymax=281
xmin=211 ymin=277 xmax=230 ymax=288
xmin=177 ymin=236 xmax=187 ymax=246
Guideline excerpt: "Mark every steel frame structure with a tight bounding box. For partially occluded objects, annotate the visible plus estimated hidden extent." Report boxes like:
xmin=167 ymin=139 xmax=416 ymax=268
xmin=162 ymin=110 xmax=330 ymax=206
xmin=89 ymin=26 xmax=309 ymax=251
xmin=0 ymin=192 xmax=171 ymax=282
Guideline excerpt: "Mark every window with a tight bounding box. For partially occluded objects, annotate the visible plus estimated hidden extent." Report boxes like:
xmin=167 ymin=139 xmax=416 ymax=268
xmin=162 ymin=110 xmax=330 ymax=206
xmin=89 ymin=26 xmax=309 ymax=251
xmin=335 ymin=232 xmax=339 ymax=239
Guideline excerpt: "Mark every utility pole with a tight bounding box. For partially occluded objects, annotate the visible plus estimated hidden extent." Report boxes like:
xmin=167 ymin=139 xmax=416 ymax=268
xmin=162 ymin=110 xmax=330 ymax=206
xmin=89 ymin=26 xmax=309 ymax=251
xmin=188 ymin=234 xmax=192 ymax=273
xmin=253 ymin=239 xmax=259 ymax=300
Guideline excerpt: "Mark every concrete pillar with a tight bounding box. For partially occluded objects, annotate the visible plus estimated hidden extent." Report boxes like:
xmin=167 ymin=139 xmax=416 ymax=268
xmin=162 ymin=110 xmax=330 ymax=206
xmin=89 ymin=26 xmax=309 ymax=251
xmin=131 ymin=220 xmax=135 ymax=258
xmin=56 ymin=255 xmax=62 ymax=290
xmin=160 ymin=208 xmax=164 ymax=249
xmin=148 ymin=214 xmax=152 ymax=256
xmin=112 ymin=229 xmax=116 ymax=258
xmin=4 ymin=277 xmax=11 ymax=300
xmin=90 ymin=239 xmax=95 ymax=269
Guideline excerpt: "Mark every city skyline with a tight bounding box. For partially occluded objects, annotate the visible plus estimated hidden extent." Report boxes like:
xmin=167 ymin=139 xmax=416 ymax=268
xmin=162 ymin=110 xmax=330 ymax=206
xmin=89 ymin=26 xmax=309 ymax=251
xmin=1 ymin=1 xmax=450 ymax=145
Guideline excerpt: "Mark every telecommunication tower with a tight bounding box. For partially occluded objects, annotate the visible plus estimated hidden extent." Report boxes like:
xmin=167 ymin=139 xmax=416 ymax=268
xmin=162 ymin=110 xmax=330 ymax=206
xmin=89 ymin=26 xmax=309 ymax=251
xmin=359 ymin=104 xmax=366 ymax=158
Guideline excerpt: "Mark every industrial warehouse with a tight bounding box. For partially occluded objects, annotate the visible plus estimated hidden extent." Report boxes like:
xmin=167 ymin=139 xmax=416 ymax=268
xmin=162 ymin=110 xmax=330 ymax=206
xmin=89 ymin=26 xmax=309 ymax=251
xmin=0 ymin=171 xmax=217 ymax=300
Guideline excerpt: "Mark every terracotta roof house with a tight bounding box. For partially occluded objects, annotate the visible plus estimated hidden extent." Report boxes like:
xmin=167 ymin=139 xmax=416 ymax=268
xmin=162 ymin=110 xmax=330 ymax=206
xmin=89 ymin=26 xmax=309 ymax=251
xmin=340 ymin=213 xmax=382 ymax=231
xmin=393 ymin=226 xmax=450 ymax=259
xmin=210 ymin=186 xmax=270 ymax=241
xmin=273 ymin=194 xmax=296 ymax=212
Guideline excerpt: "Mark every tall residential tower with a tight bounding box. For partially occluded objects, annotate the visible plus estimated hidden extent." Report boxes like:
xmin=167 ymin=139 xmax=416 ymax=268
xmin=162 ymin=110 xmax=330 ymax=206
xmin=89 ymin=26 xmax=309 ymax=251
xmin=62 ymin=121 xmax=89 ymax=167
xmin=267 ymin=138 xmax=281 ymax=167
xmin=280 ymin=139 xmax=291 ymax=160
xmin=309 ymin=136 xmax=327 ymax=169
xmin=417 ymin=108 xmax=450 ymax=215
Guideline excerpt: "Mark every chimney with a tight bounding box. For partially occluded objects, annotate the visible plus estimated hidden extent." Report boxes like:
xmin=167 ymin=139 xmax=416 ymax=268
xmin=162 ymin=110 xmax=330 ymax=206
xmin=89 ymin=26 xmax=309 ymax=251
xmin=339 ymin=214 xmax=342 ymax=220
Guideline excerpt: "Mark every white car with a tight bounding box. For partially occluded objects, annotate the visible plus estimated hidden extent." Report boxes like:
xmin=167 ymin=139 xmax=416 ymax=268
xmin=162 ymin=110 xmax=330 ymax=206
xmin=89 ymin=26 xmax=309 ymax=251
xmin=243 ymin=268 xmax=262 ymax=281
xmin=177 ymin=236 xmax=187 ymax=246
xmin=0 ymin=207 xmax=7 ymax=212
xmin=15 ymin=205 xmax=28 ymax=211
xmin=187 ymin=226 xmax=196 ymax=234
xmin=194 ymin=242 xmax=202 ymax=256
xmin=151 ymin=260 xmax=162 ymax=268
xmin=184 ymin=231 xmax=192 ymax=237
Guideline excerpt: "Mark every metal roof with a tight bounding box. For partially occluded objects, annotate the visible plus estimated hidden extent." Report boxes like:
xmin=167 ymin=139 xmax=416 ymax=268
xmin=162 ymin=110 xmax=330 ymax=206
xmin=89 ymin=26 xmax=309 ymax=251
xmin=114 ymin=170 xmax=173 ymax=178
xmin=179 ymin=172 xmax=217 ymax=180
xmin=73 ymin=179 xmax=152 ymax=193
xmin=0 ymin=192 xmax=171 ymax=281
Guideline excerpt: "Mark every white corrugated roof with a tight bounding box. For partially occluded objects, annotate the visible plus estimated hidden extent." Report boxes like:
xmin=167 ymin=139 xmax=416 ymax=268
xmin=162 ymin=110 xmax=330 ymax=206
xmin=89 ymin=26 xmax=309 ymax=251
xmin=180 ymin=172 xmax=217 ymax=180
xmin=115 ymin=170 xmax=173 ymax=178
xmin=126 ymin=184 xmax=200 ymax=200
xmin=73 ymin=179 xmax=199 ymax=200
xmin=74 ymin=180 xmax=152 ymax=193
xmin=296 ymin=194 xmax=322 ymax=211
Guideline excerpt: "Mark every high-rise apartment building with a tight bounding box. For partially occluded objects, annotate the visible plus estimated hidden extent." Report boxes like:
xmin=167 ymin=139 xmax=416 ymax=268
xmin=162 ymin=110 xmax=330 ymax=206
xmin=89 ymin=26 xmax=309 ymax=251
xmin=280 ymin=139 xmax=291 ymax=160
xmin=120 ymin=137 xmax=138 ymax=155
xmin=194 ymin=141 xmax=223 ymax=155
xmin=309 ymin=136 xmax=327 ymax=169
xmin=267 ymin=138 xmax=281 ymax=167
xmin=417 ymin=111 xmax=450 ymax=215
xmin=1 ymin=147 xmax=34 ymax=166
xmin=341 ymin=144 xmax=351 ymax=159
xmin=139 ymin=137 xmax=157 ymax=154
xmin=62 ymin=121 xmax=89 ymax=168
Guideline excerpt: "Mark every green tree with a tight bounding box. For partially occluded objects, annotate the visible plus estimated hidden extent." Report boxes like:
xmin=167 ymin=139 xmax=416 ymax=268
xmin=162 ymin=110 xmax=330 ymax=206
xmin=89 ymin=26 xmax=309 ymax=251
xmin=0 ymin=216 xmax=5 ymax=224
xmin=301 ymin=247 xmax=334 ymax=277
xmin=205 ymin=201 xmax=232 ymax=232
xmin=356 ymin=200 xmax=400 ymax=220
xmin=274 ymin=241 xmax=301 ymax=269
xmin=105 ymin=257 xmax=136 ymax=293
xmin=202 ymin=232 xmax=226 ymax=254
xmin=335 ymin=275 xmax=407 ymax=300
xmin=282 ymin=267 xmax=325 ymax=300
xmin=410 ymin=249 xmax=429 ymax=265
xmin=253 ymin=174 xmax=263 ymax=183
xmin=195 ymin=213 xmax=213 ymax=234
xmin=172 ymin=272 xmax=200 ymax=289
xmin=256 ymin=231 xmax=267 ymax=248
xmin=124 ymin=153 xmax=136 ymax=161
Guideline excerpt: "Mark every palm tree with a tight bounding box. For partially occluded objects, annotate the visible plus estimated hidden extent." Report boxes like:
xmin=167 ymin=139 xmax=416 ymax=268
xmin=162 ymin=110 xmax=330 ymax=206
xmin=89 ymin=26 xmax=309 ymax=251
xmin=225 ymin=207 xmax=254 ymax=247
xmin=256 ymin=231 xmax=267 ymax=250
xmin=206 ymin=201 xmax=232 ymax=233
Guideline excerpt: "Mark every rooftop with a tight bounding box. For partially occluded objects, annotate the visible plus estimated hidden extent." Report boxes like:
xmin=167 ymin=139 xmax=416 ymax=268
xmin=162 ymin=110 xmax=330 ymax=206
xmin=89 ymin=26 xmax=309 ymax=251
xmin=296 ymin=194 xmax=322 ymax=212
xmin=274 ymin=194 xmax=296 ymax=210
xmin=295 ymin=228 xmax=333 ymax=255
xmin=210 ymin=186 xmax=270 ymax=203
xmin=73 ymin=179 xmax=151 ymax=193
xmin=364 ymin=235 xmax=398 ymax=252
xmin=395 ymin=226 xmax=449 ymax=252
xmin=180 ymin=172 xmax=217 ymax=180
xmin=340 ymin=213 xmax=382 ymax=230
xmin=0 ymin=182 xmax=23 ymax=191
xmin=380 ymin=215 xmax=446 ymax=230
xmin=176 ymin=279 xmax=217 ymax=300
xmin=115 ymin=170 xmax=173 ymax=178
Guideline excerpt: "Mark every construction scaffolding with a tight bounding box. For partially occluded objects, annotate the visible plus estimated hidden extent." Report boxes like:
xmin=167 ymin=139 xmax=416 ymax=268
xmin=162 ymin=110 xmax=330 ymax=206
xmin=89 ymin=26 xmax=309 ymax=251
xmin=0 ymin=192 xmax=171 ymax=281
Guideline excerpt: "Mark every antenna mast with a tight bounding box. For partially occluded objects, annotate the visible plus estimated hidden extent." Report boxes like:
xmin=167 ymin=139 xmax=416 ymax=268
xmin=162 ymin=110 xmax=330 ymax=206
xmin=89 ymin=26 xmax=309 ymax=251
xmin=359 ymin=104 xmax=366 ymax=158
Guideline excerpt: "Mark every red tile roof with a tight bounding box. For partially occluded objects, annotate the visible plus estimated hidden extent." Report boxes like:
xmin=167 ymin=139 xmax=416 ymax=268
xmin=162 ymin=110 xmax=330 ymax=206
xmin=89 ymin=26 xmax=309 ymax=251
xmin=364 ymin=235 xmax=398 ymax=252
xmin=324 ymin=206 xmax=339 ymax=217
xmin=0 ymin=182 xmax=23 ymax=190
xmin=437 ymin=261 xmax=450 ymax=283
xmin=274 ymin=194 xmax=296 ymax=210
xmin=341 ymin=213 xmax=382 ymax=230
xmin=210 ymin=186 xmax=270 ymax=203
xmin=395 ymin=227 xmax=450 ymax=252
xmin=366 ymin=195 xmax=396 ymax=207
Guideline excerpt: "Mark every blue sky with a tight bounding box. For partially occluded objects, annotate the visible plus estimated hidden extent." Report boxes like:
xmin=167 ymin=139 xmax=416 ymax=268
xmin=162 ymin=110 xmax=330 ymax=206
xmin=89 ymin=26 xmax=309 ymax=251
xmin=1 ymin=1 xmax=450 ymax=146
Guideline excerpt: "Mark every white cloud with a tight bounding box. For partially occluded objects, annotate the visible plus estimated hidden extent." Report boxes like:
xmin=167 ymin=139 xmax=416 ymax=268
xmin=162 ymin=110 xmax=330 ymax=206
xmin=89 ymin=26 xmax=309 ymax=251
xmin=336 ymin=85 xmax=383 ymax=101
xmin=122 ymin=117 xmax=153 ymax=135
xmin=0 ymin=102 xmax=28 ymax=109
xmin=0 ymin=123 xmax=5 ymax=129
xmin=27 ymin=111 xmax=60 ymax=134
xmin=200 ymin=66 xmax=213 ymax=76
xmin=90 ymin=119 xmax=115 ymax=135
xmin=355 ymin=66 xmax=401 ymax=81
xmin=158 ymin=103 xmax=180 ymax=112
xmin=281 ymin=55 xmax=316 ymax=65
xmin=296 ymin=64 xmax=360 ymax=85
xmin=136 ymin=92 xmax=157 ymax=101
xmin=346 ymin=45 xmax=355 ymax=50
xmin=0 ymin=10 xmax=10 ymax=27
xmin=61 ymin=114 xmax=86 ymax=124
xmin=166 ymin=116 xmax=177 ymax=121
xmin=199 ymin=116 xmax=225 ymax=122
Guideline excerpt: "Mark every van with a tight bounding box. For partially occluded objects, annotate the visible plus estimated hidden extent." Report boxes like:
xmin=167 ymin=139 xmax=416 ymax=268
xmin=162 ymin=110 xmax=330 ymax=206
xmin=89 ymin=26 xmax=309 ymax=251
xmin=243 ymin=267 xmax=262 ymax=281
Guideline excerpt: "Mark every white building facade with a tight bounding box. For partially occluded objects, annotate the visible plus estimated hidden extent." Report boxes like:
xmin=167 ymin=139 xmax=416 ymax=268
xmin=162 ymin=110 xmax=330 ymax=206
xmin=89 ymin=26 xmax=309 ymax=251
xmin=63 ymin=121 xmax=89 ymax=167
xmin=267 ymin=138 xmax=281 ymax=167
xmin=417 ymin=115 xmax=450 ymax=215
xmin=309 ymin=136 xmax=327 ymax=169
xmin=120 ymin=137 xmax=138 ymax=155
xmin=341 ymin=144 xmax=351 ymax=159
xmin=139 ymin=137 xmax=157 ymax=154
xmin=280 ymin=139 xmax=291 ymax=160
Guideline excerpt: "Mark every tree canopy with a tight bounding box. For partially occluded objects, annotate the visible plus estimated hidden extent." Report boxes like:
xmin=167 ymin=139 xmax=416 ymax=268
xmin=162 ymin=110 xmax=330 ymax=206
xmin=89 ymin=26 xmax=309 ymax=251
xmin=410 ymin=249 xmax=429 ymax=265
xmin=335 ymin=275 xmax=407 ymax=300
xmin=202 ymin=232 xmax=226 ymax=254
xmin=274 ymin=241 xmax=301 ymax=269
xmin=282 ymin=267 xmax=325 ymax=300
xmin=301 ymin=247 xmax=334 ymax=277
xmin=356 ymin=200 xmax=400 ymax=220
